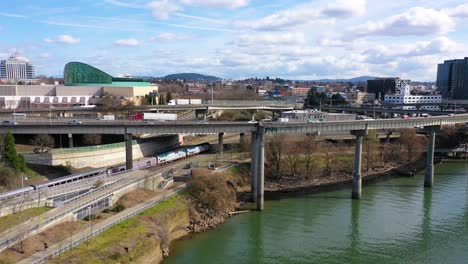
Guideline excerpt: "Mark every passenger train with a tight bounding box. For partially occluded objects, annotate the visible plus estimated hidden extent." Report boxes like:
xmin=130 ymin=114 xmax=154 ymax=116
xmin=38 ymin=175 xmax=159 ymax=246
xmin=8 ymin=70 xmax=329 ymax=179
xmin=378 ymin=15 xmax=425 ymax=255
xmin=0 ymin=143 xmax=210 ymax=201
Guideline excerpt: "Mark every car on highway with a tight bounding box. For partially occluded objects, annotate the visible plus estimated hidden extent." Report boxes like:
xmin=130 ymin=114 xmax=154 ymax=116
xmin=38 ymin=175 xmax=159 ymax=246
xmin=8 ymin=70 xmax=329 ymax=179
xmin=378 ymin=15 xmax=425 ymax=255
xmin=66 ymin=119 xmax=82 ymax=125
xmin=248 ymin=120 xmax=258 ymax=124
xmin=2 ymin=120 xmax=18 ymax=125
xmin=196 ymin=120 xmax=208 ymax=124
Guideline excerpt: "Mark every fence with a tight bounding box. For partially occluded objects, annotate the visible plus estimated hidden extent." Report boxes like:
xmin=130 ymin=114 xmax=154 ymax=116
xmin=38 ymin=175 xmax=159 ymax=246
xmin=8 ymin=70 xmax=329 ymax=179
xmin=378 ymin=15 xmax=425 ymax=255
xmin=0 ymin=168 xmax=161 ymax=251
xmin=22 ymin=186 xmax=186 ymax=264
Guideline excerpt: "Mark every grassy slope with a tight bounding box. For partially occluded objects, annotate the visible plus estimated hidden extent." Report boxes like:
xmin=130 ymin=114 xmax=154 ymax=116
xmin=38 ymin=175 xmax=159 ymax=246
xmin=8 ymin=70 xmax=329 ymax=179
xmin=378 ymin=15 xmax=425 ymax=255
xmin=50 ymin=194 xmax=188 ymax=264
xmin=0 ymin=207 xmax=51 ymax=234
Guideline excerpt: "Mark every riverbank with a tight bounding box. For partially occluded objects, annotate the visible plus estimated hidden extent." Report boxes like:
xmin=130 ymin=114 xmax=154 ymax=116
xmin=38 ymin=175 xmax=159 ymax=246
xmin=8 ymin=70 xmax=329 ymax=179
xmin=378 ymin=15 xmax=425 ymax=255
xmin=262 ymin=159 xmax=426 ymax=196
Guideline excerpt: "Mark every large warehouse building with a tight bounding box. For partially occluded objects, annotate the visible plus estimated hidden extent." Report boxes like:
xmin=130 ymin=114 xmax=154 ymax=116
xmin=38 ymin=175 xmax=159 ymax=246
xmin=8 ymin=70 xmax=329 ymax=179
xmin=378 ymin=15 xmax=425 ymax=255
xmin=0 ymin=62 xmax=157 ymax=109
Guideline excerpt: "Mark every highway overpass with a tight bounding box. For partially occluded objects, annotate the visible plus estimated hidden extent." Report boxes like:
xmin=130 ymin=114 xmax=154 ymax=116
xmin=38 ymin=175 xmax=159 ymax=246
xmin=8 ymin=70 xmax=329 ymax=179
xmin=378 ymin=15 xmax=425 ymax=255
xmin=0 ymin=100 xmax=295 ymax=114
xmin=2 ymin=114 xmax=468 ymax=211
xmin=322 ymin=106 xmax=458 ymax=116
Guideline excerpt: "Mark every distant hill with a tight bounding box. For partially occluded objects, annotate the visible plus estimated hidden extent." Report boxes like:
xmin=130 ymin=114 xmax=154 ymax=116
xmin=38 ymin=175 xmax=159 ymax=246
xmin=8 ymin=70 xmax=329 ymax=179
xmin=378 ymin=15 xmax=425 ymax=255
xmin=312 ymin=76 xmax=377 ymax=83
xmin=163 ymin=73 xmax=221 ymax=81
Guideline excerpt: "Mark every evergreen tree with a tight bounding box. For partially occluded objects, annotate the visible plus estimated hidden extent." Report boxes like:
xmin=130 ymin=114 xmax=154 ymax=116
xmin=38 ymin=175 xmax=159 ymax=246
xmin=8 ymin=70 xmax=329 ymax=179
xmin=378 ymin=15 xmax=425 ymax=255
xmin=331 ymin=93 xmax=347 ymax=105
xmin=166 ymin=92 xmax=173 ymax=103
xmin=3 ymin=131 xmax=26 ymax=172
xmin=159 ymin=94 xmax=166 ymax=105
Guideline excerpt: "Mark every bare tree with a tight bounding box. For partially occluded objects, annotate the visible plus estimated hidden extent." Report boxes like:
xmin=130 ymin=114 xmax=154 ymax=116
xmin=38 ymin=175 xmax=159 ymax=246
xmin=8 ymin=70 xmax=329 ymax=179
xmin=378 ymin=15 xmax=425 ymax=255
xmin=82 ymin=134 xmax=102 ymax=146
xmin=30 ymin=134 xmax=55 ymax=153
xmin=364 ymin=130 xmax=380 ymax=171
xmin=285 ymin=142 xmax=301 ymax=177
xmin=399 ymin=128 xmax=427 ymax=162
xmin=322 ymin=142 xmax=336 ymax=177
xmin=265 ymin=135 xmax=284 ymax=179
xmin=302 ymin=135 xmax=317 ymax=180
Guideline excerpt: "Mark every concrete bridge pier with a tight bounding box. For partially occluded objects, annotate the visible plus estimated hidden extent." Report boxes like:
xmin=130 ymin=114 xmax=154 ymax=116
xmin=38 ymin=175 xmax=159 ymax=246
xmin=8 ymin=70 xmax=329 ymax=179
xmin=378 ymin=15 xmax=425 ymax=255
xmin=218 ymin=132 xmax=224 ymax=153
xmin=424 ymin=126 xmax=438 ymax=187
xmin=253 ymin=131 xmax=265 ymax=211
xmin=250 ymin=132 xmax=257 ymax=202
xmin=125 ymin=133 xmax=133 ymax=170
xmin=351 ymin=130 xmax=367 ymax=199
xmin=68 ymin=133 xmax=74 ymax=148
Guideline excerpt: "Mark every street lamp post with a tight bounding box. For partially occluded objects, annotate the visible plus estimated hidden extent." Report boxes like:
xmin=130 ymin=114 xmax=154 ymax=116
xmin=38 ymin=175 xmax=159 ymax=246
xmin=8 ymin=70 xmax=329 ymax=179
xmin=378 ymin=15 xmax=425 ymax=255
xmin=21 ymin=175 xmax=28 ymax=188
xmin=211 ymin=87 xmax=214 ymax=105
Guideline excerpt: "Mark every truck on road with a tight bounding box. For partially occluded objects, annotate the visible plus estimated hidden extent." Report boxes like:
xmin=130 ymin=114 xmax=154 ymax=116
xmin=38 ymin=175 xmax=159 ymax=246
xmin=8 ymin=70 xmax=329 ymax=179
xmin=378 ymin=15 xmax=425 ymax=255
xmin=97 ymin=115 xmax=115 ymax=120
xmin=143 ymin=113 xmax=178 ymax=121
xmin=168 ymin=99 xmax=203 ymax=105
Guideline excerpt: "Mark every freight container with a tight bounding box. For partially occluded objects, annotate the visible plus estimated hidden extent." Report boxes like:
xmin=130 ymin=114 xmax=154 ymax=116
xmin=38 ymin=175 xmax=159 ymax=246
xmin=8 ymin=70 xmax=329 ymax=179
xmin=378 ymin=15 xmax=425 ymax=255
xmin=97 ymin=115 xmax=115 ymax=120
xmin=143 ymin=113 xmax=178 ymax=121
xmin=190 ymin=99 xmax=202 ymax=104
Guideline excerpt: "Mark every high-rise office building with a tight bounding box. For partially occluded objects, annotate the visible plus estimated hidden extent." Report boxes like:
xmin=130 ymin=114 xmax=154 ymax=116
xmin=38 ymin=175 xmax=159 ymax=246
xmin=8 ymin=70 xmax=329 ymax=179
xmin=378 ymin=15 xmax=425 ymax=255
xmin=367 ymin=77 xmax=410 ymax=98
xmin=436 ymin=58 xmax=468 ymax=100
xmin=0 ymin=52 xmax=35 ymax=82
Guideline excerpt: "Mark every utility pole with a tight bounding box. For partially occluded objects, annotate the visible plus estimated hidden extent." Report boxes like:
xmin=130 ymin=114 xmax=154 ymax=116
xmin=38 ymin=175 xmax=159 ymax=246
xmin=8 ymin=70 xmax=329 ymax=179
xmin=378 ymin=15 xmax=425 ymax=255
xmin=211 ymin=87 xmax=214 ymax=105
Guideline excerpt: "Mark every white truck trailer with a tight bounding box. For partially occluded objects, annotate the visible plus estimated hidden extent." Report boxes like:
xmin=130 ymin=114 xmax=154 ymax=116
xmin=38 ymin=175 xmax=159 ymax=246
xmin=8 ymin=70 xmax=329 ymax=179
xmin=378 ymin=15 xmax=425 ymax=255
xmin=143 ymin=113 xmax=178 ymax=121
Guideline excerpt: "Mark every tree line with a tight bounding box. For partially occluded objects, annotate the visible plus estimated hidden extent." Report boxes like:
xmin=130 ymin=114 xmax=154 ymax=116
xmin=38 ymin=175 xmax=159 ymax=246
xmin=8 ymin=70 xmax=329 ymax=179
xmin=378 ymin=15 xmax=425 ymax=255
xmin=264 ymin=128 xmax=428 ymax=181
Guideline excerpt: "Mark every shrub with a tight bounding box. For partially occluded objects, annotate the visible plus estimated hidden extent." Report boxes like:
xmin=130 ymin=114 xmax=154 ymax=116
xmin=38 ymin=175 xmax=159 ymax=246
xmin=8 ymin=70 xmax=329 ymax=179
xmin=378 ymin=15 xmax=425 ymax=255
xmin=111 ymin=204 xmax=126 ymax=213
xmin=102 ymin=209 xmax=111 ymax=213
xmin=187 ymin=170 xmax=237 ymax=213
xmin=83 ymin=214 xmax=98 ymax=221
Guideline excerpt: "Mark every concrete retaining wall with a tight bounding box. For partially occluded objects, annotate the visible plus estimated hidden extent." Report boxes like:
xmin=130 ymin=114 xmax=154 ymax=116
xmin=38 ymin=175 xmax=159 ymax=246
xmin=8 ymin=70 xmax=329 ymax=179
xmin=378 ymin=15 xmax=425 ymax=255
xmin=24 ymin=135 xmax=180 ymax=168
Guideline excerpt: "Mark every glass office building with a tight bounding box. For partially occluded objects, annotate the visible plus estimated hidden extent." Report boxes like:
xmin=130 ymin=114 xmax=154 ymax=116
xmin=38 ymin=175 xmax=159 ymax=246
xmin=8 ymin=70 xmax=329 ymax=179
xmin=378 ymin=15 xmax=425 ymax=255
xmin=436 ymin=58 xmax=468 ymax=100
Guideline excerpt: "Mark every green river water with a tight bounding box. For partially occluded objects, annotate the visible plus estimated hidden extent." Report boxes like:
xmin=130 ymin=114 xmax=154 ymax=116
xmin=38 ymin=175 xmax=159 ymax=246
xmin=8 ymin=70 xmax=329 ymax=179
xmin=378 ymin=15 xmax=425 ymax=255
xmin=165 ymin=163 xmax=468 ymax=264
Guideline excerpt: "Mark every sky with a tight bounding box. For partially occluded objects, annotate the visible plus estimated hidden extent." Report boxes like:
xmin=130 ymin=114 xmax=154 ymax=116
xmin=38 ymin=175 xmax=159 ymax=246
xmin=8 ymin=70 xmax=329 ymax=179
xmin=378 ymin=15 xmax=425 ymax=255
xmin=0 ymin=0 xmax=467 ymax=81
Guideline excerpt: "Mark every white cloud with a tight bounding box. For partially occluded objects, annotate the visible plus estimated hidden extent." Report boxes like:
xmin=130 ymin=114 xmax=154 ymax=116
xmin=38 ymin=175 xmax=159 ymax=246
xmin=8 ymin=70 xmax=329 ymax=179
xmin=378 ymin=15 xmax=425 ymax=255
xmin=180 ymin=0 xmax=249 ymax=8
xmin=238 ymin=0 xmax=365 ymax=31
xmin=322 ymin=0 xmax=366 ymax=18
xmin=350 ymin=7 xmax=455 ymax=37
xmin=150 ymin=32 xmax=192 ymax=41
xmin=44 ymin=34 xmax=80 ymax=44
xmin=236 ymin=32 xmax=306 ymax=46
xmin=115 ymin=38 xmax=140 ymax=46
xmin=104 ymin=0 xmax=143 ymax=8
xmin=362 ymin=37 xmax=460 ymax=64
xmin=147 ymin=0 xmax=181 ymax=19
xmin=444 ymin=3 xmax=468 ymax=17
xmin=0 ymin=12 xmax=27 ymax=18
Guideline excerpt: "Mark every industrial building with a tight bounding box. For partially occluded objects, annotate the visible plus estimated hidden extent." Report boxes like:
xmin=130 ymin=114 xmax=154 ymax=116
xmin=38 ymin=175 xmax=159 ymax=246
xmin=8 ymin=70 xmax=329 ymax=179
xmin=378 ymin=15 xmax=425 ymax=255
xmin=0 ymin=62 xmax=157 ymax=109
xmin=367 ymin=78 xmax=410 ymax=98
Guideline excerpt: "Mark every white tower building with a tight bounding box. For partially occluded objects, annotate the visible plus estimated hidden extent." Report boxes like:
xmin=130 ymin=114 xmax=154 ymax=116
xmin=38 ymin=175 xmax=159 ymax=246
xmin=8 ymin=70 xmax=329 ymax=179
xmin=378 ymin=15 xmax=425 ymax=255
xmin=0 ymin=52 xmax=35 ymax=82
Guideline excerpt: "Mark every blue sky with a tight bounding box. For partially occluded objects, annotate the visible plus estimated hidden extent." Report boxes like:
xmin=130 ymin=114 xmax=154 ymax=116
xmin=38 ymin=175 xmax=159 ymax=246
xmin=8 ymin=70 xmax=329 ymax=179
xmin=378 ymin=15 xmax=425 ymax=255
xmin=1 ymin=0 xmax=467 ymax=80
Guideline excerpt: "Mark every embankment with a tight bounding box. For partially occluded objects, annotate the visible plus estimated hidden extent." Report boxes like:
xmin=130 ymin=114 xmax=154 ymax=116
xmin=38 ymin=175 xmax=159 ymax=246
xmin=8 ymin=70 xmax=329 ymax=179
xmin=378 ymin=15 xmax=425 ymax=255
xmin=23 ymin=135 xmax=180 ymax=168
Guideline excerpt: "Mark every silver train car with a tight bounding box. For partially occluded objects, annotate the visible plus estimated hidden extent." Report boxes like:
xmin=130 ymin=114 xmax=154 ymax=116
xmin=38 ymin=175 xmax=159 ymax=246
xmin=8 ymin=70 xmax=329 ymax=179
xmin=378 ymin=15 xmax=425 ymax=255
xmin=0 ymin=143 xmax=211 ymax=201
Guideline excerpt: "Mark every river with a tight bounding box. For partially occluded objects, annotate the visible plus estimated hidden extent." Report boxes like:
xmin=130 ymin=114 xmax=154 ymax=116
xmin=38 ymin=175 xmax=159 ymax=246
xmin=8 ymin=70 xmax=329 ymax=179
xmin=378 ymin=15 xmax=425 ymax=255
xmin=165 ymin=163 xmax=468 ymax=264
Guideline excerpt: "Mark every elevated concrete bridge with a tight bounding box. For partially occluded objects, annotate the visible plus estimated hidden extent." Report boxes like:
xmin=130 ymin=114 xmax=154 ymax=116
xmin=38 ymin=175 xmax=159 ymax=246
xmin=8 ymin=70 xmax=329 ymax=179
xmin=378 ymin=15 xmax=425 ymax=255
xmin=0 ymin=100 xmax=295 ymax=114
xmin=2 ymin=114 xmax=468 ymax=211
xmin=322 ymin=106 xmax=457 ymax=116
